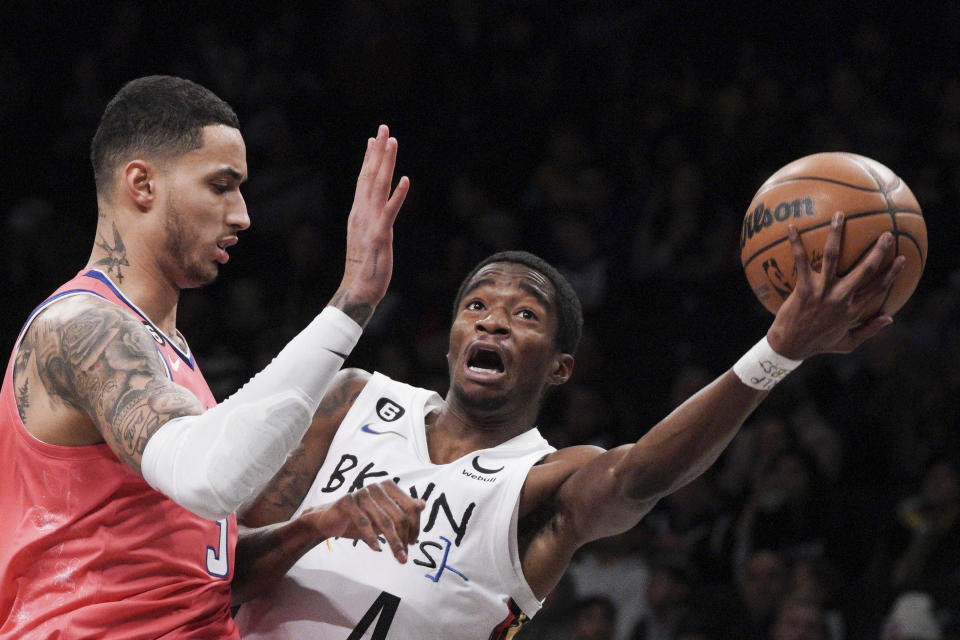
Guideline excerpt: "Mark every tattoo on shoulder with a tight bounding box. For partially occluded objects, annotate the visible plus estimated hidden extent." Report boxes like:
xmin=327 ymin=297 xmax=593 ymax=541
xmin=314 ymin=376 xmax=364 ymax=419
xmin=29 ymin=301 xmax=202 ymax=468
xmin=16 ymin=378 xmax=29 ymax=422
xmin=93 ymin=223 xmax=130 ymax=283
xmin=13 ymin=335 xmax=34 ymax=421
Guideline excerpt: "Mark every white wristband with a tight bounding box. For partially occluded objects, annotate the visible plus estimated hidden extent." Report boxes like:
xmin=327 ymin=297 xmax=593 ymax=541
xmin=733 ymin=336 xmax=803 ymax=391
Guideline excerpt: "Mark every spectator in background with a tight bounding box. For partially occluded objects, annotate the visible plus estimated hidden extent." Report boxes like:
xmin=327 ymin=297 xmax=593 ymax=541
xmin=629 ymin=554 xmax=697 ymax=640
xmin=878 ymin=457 xmax=960 ymax=607
xmin=574 ymin=595 xmax=619 ymax=640
xmin=567 ymin=528 xmax=651 ymax=640
xmin=640 ymin=470 xmax=735 ymax=584
xmin=732 ymin=448 xmax=838 ymax=575
xmin=786 ymin=557 xmax=847 ymax=640
xmin=768 ymin=597 xmax=829 ymax=640
xmin=881 ymin=592 xmax=942 ymax=640
xmin=727 ymin=548 xmax=791 ymax=640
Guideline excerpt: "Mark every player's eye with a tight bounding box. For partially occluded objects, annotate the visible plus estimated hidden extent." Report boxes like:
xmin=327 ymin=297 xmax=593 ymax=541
xmin=465 ymin=300 xmax=484 ymax=311
xmin=212 ymin=183 xmax=230 ymax=194
xmin=517 ymin=309 xmax=537 ymax=320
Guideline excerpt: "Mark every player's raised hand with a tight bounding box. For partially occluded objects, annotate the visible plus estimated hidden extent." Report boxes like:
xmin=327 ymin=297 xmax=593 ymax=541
xmin=332 ymin=125 xmax=410 ymax=326
xmin=300 ymin=480 xmax=424 ymax=564
xmin=766 ymin=211 xmax=905 ymax=360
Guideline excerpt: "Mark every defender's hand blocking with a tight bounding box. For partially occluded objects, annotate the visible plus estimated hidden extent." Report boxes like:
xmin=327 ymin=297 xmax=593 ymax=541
xmin=300 ymin=480 xmax=424 ymax=564
xmin=766 ymin=211 xmax=906 ymax=360
xmin=332 ymin=125 xmax=410 ymax=327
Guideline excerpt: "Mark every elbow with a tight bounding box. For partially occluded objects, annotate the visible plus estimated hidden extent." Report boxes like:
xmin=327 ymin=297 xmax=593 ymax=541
xmin=180 ymin=497 xmax=234 ymax=522
xmin=162 ymin=478 xmax=237 ymax=521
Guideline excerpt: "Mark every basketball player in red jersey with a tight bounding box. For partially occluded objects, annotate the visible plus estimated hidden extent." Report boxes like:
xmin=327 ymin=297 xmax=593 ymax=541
xmin=0 ymin=76 xmax=422 ymax=638
xmin=235 ymin=213 xmax=906 ymax=638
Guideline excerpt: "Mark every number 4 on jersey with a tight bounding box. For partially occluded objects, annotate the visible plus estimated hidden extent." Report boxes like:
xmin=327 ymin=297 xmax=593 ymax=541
xmin=347 ymin=591 xmax=401 ymax=640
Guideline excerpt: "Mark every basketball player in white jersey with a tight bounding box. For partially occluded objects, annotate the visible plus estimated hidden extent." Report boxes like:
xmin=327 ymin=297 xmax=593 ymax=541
xmin=235 ymin=214 xmax=904 ymax=639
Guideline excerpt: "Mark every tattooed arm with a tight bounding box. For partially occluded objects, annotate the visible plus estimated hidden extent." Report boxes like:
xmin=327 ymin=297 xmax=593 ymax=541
xmin=234 ymin=479 xmax=423 ymax=605
xmin=14 ymin=294 xmax=203 ymax=471
xmin=238 ymin=368 xmax=371 ymax=527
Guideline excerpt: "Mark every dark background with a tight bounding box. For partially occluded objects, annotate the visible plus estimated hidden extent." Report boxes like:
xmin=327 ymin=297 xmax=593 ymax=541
xmin=2 ymin=2 xmax=960 ymax=638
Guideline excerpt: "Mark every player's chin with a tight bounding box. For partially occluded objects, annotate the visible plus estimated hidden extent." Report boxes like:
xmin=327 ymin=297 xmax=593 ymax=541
xmin=450 ymin=382 xmax=510 ymax=412
xmin=181 ymin=263 xmax=220 ymax=289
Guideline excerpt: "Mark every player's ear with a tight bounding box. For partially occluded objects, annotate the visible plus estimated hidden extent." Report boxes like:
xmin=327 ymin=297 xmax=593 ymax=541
xmin=122 ymin=159 xmax=158 ymax=211
xmin=547 ymin=353 xmax=574 ymax=387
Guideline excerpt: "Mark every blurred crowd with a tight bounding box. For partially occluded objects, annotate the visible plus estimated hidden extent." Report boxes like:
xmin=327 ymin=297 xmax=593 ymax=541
xmin=3 ymin=3 xmax=960 ymax=638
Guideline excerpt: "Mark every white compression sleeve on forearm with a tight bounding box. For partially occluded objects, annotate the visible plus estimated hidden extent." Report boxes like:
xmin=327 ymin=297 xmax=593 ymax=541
xmin=140 ymin=306 xmax=362 ymax=520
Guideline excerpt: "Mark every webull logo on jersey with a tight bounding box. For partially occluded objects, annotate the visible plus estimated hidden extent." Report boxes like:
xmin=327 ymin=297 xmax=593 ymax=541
xmin=319 ymin=453 xmax=481 ymax=583
xmin=461 ymin=455 xmax=503 ymax=483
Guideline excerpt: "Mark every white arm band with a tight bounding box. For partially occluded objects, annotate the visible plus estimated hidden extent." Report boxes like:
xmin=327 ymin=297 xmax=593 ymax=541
xmin=732 ymin=336 xmax=803 ymax=391
xmin=141 ymin=306 xmax=362 ymax=520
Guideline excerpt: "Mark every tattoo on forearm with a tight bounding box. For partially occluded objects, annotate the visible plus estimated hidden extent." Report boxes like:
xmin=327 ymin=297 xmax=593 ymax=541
xmin=93 ymin=223 xmax=131 ymax=283
xmin=245 ymin=380 xmax=363 ymax=524
xmin=329 ymin=291 xmax=374 ymax=327
xmin=29 ymin=303 xmax=201 ymax=468
xmin=258 ymin=450 xmax=315 ymax=511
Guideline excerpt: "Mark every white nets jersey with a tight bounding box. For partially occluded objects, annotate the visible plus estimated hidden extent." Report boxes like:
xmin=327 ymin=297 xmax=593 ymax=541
xmin=236 ymin=372 xmax=556 ymax=640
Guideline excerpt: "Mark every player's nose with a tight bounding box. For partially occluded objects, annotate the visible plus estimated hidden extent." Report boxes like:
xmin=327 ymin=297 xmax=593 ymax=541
xmin=476 ymin=307 xmax=509 ymax=335
xmin=228 ymin=192 xmax=250 ymax=231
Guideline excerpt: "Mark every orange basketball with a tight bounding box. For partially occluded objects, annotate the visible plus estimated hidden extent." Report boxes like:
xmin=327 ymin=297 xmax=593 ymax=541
xmin=740 ymin=152 xmax=927 ymax=318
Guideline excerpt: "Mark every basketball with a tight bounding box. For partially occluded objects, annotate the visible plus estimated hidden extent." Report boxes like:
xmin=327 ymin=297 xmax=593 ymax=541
xmin=740 ymin=152 xmax=927 ymax=318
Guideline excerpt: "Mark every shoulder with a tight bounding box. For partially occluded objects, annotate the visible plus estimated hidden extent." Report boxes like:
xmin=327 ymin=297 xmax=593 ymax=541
xmin=327 ymin=368 xmax=372 ymax=407
xmin=21 ymin=293 xmax=161 ymax=371
xmin=310 ymin=368 xmax=373 ymax=427
xmin=519 ymin=445 xmax=606 ymax=517
xmin=336 ymin=367 xmax=373 ymax=388
xmin=26 ymin=292 xmax=148 ymax=346
xmin=30 ymin=290 xmax=126 ymax=327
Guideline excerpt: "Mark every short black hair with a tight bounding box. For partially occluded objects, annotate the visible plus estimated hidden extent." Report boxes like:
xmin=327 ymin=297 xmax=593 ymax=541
xmin=452 ymin=250 xmax=583 ymax=355
xmin=90 ymin=75 xmax=239 ymax=197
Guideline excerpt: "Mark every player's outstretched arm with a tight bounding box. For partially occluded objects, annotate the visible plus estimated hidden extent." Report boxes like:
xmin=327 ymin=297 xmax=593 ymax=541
xmin=139 ymin=127 xmax=409 ymax=520
xmin=548 ymin=213 xmax=905 ymax=546
xmin=232 ymin=479 xmax=424 ymax=605
xmin=329 ymin=124 xmax=410 ymax=327
xmin=235 ymin=128 xmax=408 ymax=526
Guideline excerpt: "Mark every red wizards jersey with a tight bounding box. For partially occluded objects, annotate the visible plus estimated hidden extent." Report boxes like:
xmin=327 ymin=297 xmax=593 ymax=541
xmin=0 ymin=270 xmax=239 ymax=639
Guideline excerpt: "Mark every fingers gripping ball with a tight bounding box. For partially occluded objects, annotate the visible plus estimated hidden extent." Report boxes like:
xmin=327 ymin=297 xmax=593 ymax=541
xmin=740 ymin=152 xmax=927 ymax=317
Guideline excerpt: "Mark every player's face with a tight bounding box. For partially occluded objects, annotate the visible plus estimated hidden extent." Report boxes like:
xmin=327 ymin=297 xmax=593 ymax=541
xmin=160 ymin=124 xmax=249 ymax=288
xmin=447 ymin=263 xmax=570 ymax=415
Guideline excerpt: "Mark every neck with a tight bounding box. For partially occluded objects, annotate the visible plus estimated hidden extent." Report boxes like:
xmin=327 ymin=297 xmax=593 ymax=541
xmin=427 ymin=393 xmax=540 ymax=464
xmin=86 ymin=217 xmax=181 ymax=336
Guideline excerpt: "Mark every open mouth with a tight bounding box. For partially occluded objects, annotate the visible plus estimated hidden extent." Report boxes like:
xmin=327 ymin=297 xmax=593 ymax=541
xmin=467 ymin=346 xmax=504 ymax=374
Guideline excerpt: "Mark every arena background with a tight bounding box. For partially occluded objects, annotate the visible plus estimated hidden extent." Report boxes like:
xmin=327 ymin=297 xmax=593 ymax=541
xmin=2 ymin=3 xmax=959 ymax=638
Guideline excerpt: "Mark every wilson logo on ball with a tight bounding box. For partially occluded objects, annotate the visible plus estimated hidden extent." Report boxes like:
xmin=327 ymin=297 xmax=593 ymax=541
xmin=740 ymin=151 xmax=927 ymax=319
xmin=739 ymin=197 xmax=817 ymax=250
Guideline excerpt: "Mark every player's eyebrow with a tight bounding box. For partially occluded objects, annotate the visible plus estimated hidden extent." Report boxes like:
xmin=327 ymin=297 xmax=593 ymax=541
xmin=211 ymin=166 xmax=247 ymax=183
xmin=460 ymin=277 xmax=495 ymax=301
xmin=518 ymin=281 xmax=552 ymax=309
xmin=461 ymin=277 xmax=552 ymax=309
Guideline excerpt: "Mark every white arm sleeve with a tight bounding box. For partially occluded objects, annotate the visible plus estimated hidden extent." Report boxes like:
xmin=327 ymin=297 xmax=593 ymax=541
xmin=140 ymin=306 xmax=362 ymax=520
